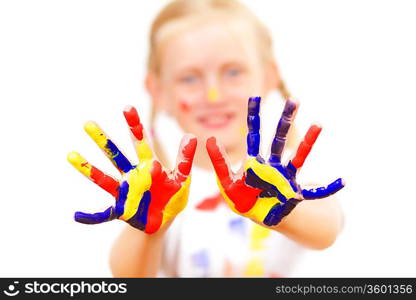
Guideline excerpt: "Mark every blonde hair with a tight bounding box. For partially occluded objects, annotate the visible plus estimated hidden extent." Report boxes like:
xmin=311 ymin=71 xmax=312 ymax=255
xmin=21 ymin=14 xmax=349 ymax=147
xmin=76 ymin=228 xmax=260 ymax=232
xmin=147 ymin=0 xmax=293 ymax=166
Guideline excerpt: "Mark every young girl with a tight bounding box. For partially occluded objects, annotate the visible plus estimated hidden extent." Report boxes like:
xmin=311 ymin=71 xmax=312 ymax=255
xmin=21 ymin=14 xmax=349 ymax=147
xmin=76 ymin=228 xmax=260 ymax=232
xmin=68 ymin=0 xmax=344 ymax=277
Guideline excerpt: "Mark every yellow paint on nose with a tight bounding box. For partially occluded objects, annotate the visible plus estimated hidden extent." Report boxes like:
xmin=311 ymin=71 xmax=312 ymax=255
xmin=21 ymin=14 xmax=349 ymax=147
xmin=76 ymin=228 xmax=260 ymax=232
xmin=208 ymin=87 xmax=219 ymax=103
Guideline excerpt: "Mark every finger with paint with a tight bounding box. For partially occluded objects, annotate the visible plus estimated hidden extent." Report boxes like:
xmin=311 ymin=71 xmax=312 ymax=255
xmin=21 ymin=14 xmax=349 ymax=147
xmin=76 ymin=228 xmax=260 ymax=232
xmin=207 ymin=97 xmax=345 ymax=227
xmin=68 ymin=105 xmax=197 ymax=234
xmin=268 ymin=99 xmax=298 ymax=166
xmin=84 ymin=121 xmax=134 ymax=173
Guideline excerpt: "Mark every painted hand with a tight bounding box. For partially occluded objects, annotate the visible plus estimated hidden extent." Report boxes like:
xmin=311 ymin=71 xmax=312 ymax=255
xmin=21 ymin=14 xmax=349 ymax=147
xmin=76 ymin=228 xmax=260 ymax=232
xmin=206 ymin=97 xmax=345 ymax=227
xmin=67 ymin=106 xmax=197 ymax=234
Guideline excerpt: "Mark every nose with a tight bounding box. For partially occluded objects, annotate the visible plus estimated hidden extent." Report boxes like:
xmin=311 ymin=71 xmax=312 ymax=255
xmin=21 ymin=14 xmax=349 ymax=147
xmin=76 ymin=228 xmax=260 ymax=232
xmin=207 ymin=87 xmax=219 ymax=103
xmin=205 ymin=76 xmax=220 ymax=103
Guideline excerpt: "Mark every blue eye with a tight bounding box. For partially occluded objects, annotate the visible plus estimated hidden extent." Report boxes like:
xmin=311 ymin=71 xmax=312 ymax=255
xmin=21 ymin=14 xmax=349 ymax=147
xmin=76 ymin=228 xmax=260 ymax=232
xmin=181 ymin=75 xmax=197 ymax=84
xmin=226 ymin=68 xmax=241 ymax=77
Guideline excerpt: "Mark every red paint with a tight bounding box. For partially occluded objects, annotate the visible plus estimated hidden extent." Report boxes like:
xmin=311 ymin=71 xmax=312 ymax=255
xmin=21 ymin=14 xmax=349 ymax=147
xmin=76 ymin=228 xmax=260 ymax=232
xmin=206 ymin=137 xmax=233 ymax=186
xmin=123 ymin=106 xmax=144 ymax=141
xmin=145 ymin=138 xmax=196 ymax=232
xmin=180 ymin=101 xmax=191 ymax=112
xmin=90 ymin=166 xmax=119 ymax=197
xmin=206 ymin=136 xmax=261 ymax=213
xmin=145 ymin=160 xmax=182 ymax=234
xmin=291 ymin=125 xmax=321 ymax=169
xmin=196 ymin=193 xmax=224 ymax=211
xmin=177 ymin=137 xmax=197 ymax=179
xmin=226 ymin=175 xmax=261 ymax=213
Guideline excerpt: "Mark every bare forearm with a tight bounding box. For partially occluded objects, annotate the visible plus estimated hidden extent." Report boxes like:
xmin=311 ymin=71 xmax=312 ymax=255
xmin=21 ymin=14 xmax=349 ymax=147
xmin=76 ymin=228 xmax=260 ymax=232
xmin=109 ymin=225 xmax=167 ymax=277
xmin=272 ymin=197 xmax=344 ymax=250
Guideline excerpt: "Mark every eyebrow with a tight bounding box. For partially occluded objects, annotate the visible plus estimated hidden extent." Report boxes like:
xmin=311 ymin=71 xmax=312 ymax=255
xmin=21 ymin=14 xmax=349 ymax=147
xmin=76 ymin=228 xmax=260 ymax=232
xmin=181 ymin=60 xmax=247 ymax=71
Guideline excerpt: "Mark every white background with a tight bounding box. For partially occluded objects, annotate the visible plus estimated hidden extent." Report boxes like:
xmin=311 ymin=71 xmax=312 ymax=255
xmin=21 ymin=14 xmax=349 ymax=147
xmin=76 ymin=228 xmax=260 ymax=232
xmin=0 ymin=0 xmax=415 ymax=276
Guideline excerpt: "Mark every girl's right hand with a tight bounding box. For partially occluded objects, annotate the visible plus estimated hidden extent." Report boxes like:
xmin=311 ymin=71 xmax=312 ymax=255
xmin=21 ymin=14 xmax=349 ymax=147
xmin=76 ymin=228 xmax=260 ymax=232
xmin=67 ymin=105 xmax=197 ymax=234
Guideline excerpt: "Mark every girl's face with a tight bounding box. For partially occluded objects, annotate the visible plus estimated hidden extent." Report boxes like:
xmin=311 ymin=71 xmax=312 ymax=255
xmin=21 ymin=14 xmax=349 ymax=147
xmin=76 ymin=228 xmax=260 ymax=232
xmin=152 ymin=20 xmax=274 ymax=151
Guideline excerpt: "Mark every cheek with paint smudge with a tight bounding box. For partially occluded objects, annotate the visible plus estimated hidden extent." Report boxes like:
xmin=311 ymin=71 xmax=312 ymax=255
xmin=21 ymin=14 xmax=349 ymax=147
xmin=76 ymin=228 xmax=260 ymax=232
xmin=179 ymin=100 xmax=191 ymax=112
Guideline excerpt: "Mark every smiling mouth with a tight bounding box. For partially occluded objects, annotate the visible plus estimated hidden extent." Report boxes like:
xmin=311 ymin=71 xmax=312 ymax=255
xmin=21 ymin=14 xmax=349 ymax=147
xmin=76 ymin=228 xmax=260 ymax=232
xmin=197 ymin=112 xmax=235 ymax=129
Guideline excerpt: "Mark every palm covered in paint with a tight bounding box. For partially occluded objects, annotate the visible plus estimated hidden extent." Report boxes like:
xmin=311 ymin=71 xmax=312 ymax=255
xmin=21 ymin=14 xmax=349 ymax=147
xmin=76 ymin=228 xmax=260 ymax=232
xmin=67 ymin=106 xmax=197 ymax=234
xmin=206 ymin=97 xmax=345 ymax=227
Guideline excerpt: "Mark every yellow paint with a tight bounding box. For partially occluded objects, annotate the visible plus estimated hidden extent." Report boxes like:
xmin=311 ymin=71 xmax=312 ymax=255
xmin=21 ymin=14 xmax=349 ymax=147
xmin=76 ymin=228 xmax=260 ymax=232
xmin=207 ymin=87 xmax=219 ymax=103
xmin=216 ymin=157 xmax=298 ymax=226
xmin=84 ymin=121 xmax=109 ymax=154
xmin=217 ymin=178 xmax=281 ymax=222
xmin=244 ymin=223 xmax=271 ymax=276
xmin=67 ymin=152 xmax=92 ymax=178
xmin=245 ymin=197 xmax=282 ymax=224
xmin=240 ymin=126 xmax=247 ymax=137
xmin=250 ymin=223 xmax=271 ymax=250
xmin=244 ymin=257 xmax=264 ymax=277
xmin=135 ymin=139 xmax=153 ymax=161
xmin=217 ymin=177 xmax=240 ymax=214
xmin=161 ymin=176 xmax=191 ymax=226
xmin=119 ymin=136 xmax=154 ymax=221
xmin=120 ymin=162 xmax=152 ymax=221
xmin=217 ymin=177 xmax=282 ymax=222
xmin=215 ymin=156 xmax=298 ymax=276
xmin=244 ymin=157 xmax=297 ymax=200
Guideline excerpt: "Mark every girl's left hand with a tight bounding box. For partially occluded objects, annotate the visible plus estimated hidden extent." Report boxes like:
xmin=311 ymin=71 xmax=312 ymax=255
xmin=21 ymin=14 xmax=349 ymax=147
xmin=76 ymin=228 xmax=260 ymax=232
xmin=206 ymin=97 xmax=345 ymax=227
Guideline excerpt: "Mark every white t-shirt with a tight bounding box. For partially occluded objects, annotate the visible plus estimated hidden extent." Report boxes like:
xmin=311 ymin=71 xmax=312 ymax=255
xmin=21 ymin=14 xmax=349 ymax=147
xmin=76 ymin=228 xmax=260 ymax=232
xmin=158 ymin=165 xmax=304 ymax=277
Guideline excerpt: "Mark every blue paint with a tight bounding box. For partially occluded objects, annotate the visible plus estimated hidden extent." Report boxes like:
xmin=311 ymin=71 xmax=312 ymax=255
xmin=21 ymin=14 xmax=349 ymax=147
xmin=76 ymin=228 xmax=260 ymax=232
xmin=240 ymin=97 xmax=344 ymax=226
xmin=270 ymin=162 xmax=288 ymax=179
xmin=264 ymin=157 xmax=299 ymax=193
xmin=248 ymin=96 xmax=261 ymax=114
xmin=286 ymin=161 xmax=297 ymax=179
xmin=247 ymin=133 xmax=260 ymax=157
xmin=115 ymin=180 xmax=129 ymax=217
xmin=247 ymin=97 xmax=261 ymax=157
xmin=289 ymin=180 xmax=298 ymax=193
xmin=302 ymin=178 xmax=345 ymax=200
xmin=229 ymin=218 xmax=247 ymax=237
xmin=191 ymin=249 xmax=210 ymax=275
xmin=269 ymin=100 xmax=297 ymax=164
xmin=263 ymin=202 xmax=285 ymax=226
xmin=244 ymin=168 xmax=304 ymax=226
xmin=245 ymin=168 xmax=287 ymax=203
xmin=127 ymin=191 xmax=151 ymax=230
xmin=263 ymin=199 xmax=300 ymax=226
xmin=106 ymin=139 xmax=133 ymax=173
xmin=282 ymin=100 xmax=297 ymax=118
xmin=74 ymin=206 xmax=115 ymax=224
xmin=255 ymin=155 xmax=265 ymax=164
